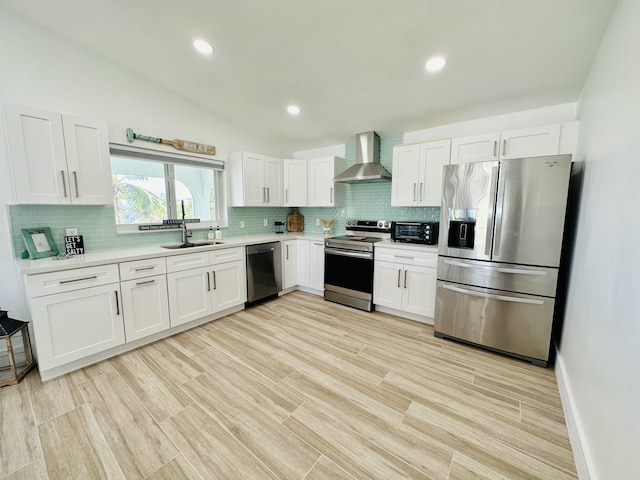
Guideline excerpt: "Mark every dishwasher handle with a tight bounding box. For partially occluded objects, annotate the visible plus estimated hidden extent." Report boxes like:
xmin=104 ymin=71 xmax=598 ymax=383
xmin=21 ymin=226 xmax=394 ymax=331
xmin=246 ymin=242 xmax=281 ymax=255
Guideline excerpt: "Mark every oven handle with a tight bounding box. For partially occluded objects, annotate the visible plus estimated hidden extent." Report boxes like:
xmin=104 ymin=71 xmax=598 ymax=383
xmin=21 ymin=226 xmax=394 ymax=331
xmin=442 ymin=283 xmax=544 ymax=305
xmin=324 ymin=247 xmax=373 ymax=260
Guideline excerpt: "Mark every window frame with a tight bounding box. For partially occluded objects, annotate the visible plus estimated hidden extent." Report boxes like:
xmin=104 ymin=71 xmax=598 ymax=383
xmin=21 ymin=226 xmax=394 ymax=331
xmin=110 ymin=143 xmax=227 ymax=234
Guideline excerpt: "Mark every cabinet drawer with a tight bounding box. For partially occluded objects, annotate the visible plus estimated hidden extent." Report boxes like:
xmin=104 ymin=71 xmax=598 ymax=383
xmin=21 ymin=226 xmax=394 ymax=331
xmin=166 ymin=252 xmax=210 ymax=273
xmin=27 ymin=264 xmax=120 ymax=297
xmin=119 ymin=257 xmax=166 ymax=281
xmin=375 ymin=247 xmax=437 ymax=268
xmin=209 ymin=246 xmax=244 ymax=265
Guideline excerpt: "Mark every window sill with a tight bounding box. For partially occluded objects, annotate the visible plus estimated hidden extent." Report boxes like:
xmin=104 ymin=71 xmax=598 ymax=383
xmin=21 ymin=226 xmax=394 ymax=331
xmin=116 ymin=222 xmax=227 ymax=235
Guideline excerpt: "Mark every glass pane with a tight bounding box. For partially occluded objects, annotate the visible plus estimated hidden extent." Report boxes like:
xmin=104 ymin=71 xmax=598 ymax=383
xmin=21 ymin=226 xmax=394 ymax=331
xmin=174 ymin=164 xmax=217 ymax=222
xmin=111 ymin=156 xmax=167 ymax=224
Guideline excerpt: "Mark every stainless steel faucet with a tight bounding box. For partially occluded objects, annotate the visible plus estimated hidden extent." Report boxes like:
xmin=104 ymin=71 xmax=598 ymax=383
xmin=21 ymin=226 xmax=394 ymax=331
xmin=181 ymin=221 xmax=192 ymax=244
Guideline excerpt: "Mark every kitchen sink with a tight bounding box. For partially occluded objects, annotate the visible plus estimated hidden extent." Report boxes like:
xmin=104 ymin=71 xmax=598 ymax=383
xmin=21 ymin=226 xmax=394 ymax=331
xmin=161 ymin=240 xmax=225 ymax=249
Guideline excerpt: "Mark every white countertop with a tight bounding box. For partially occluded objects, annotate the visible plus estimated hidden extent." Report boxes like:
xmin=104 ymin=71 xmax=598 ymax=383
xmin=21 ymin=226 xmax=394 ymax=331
xmin=15 ymin=232 xmax=327 ymax=276
xmin=375 ymin=239 xmax=439 ymax=253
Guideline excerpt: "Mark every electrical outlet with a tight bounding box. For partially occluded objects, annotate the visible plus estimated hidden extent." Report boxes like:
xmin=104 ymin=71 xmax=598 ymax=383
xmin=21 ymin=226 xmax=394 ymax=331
xmin=240 ymin=220 xmax=245 ymax=229
xmin=263 ymin=218 xmax=268 ymax=227
xmin=316 ymin=218 xmax=320 ymax=226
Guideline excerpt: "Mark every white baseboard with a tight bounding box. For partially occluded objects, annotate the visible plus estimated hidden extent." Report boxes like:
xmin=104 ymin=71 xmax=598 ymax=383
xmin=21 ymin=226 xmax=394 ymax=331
xmin=374 ymin=305 xmax=433 ymax=325
xmin=555 ymin=351 xmax=594 ymax=480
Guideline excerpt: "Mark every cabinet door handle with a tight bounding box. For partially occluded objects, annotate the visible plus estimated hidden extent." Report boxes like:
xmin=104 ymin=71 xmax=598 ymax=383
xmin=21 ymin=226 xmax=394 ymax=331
xmin=212 ymin=271 xmax=217 ymax=290
xmin=59 ymin=275 xmax=98 ymax=285
xmin=493 ymin=141 xmax=498 ymax=157
xmin=330 ymin=187 xmax=333 ymax=203
xmin=206 ymin=271 xmax=211 ymax=291
xmin=262 ymin=187 xmax=266 ymax=203
xmin=60 ymin=170 xmax=68 ymax=197
xmin=135 ymin=279 xmax=155 ymax=286
xmin=393 ymin=254 xmax=414 ymax=260
xmin=397 ymin=269 xmax=402 ymax=288
xmin=115 ymin=290 xmax=120 ymax=315
xmin=413 ymin=183 xmax=417 ymax=201
xmin=72 ymin=171 xmax=79 ymax=197
xmin=404 ymin=270 xmax=408 ymax=289
xmin=286 ymin=244 xmax=289 ymax=260
xmin=134 ymin=266 xmax=155 ymax=272
xmin=502 ymin=139 xmax=507 ymax=156
xmin=285 ymin=188 xmax=288 ymax=203
xmin=419 ymin=182 xmax=424 ymax=202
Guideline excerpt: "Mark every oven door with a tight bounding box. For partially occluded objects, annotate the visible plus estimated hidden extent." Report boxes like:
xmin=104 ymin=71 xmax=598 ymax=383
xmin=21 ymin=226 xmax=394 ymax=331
xmin=324 ymin=247 xmax=374 ymax=299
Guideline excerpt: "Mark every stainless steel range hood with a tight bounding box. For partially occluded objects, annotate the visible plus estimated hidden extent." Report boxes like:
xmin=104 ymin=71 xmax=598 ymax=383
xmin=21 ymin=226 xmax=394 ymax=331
xmin=333 ymin=131 xmax=391 ymax=183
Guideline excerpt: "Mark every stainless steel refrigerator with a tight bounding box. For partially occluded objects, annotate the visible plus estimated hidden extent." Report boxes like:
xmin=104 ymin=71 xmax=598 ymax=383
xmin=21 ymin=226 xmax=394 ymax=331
xmin=434 ymin=154 xmax=572 ymax=366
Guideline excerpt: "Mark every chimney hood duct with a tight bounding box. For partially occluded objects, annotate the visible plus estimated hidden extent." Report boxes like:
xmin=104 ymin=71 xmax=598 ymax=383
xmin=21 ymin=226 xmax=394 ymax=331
xmin=333 ymin=131 xmax=391 ymax=183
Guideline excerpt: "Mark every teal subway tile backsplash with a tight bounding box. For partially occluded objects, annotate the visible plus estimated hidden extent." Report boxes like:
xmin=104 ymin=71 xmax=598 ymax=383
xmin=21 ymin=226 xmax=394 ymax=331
xmin=8 ymin=133 xmax=441 ymax=257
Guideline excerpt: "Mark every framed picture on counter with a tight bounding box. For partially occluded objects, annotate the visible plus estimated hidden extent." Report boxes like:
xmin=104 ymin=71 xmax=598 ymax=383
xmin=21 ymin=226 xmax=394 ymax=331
xmin=21 ymin=227 xmax=59 ymax=259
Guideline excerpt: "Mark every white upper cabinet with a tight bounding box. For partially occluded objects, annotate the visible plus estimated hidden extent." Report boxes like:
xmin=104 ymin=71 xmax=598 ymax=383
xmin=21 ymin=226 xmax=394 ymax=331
xmin=4 ymin=104 xmax=113 ymax=205
xmin=264 ymin=156 xmax=284 ymax=205
xmin=283 ymin=159 xmax=308 ymax=206
xmin=450 ymin=124 xmax=561 ymax=165
xmin=499 ymin=124 xmax=561 ymax=160
xmin=391 ymin=139 xmax=451 ymax=206
xmin=307 ymin=156 xmax=345 ymax=207
xmin=450 ymin=132 xmax=500 ymax=165
xmin=227 ymin=152 xmax=283 ymax=206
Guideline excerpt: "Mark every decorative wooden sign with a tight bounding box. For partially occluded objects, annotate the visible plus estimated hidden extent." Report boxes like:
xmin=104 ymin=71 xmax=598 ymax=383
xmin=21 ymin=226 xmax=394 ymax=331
xmin=126 ymin=128 xmax=216 ymax=156
xmin=64 ymin=235 xmax=85 ymax=256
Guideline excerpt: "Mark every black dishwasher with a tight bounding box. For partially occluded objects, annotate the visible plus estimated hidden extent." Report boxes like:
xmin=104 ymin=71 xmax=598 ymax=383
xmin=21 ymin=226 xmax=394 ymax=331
xmin=245 ymin=242 xmax=282 ymax=305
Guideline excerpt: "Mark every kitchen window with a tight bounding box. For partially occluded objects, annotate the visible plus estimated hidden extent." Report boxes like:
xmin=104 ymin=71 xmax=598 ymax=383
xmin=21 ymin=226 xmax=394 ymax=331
xmin=110 ymin=145 xmax=226 ymax=232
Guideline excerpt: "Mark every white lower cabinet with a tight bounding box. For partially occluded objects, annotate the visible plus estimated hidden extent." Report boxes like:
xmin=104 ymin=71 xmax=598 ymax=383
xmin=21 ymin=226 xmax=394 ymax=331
xmin=119 ymin=257 xmax=169 ymax=342
xmin=211 ymin=260 xmax=245 ymax=312
xmin=296 ymin=239 xmax=310 ymax=288
xmin=29 ymin=282 xmax=124 ymax=369
xmin=120 ymin=274 xmax=170 ymax=342
xmin=167 ymin=266 xmax=213 ymax=327
xmin=283 ymin=239 xmax=298 ymax=289
xmin=374 ymin=246 xmax=438 ymax=322
xmin=166 ymin=247 xmax=246 ymax=327
xmin=296 ymin=239 xmax=324 ymax=292
xmin=309 ymin=241 xmax=325 ymax=291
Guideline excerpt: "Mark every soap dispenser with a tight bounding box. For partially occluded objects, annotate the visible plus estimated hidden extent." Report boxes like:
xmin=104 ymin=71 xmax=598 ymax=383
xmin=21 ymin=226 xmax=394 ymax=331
xmin=215 ymin=225 xmax=222 ymax=240
xmin=208 ymin=226 xmax=215 ymax=241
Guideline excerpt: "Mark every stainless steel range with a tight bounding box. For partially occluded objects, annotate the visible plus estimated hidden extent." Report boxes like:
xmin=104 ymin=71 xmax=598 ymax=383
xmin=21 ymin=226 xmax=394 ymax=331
xmin=324 ymin=220 xmax=391 ymax=311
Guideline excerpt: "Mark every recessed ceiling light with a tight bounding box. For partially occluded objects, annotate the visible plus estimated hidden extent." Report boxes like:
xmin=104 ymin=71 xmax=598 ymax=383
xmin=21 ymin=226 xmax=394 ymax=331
xmin=425 ymin=56 xmax=446 ymax=72
xmin=193 ymin=39 xmax=214 ymax=56
xmin=287 ymin=105 xmax=301 ymax=115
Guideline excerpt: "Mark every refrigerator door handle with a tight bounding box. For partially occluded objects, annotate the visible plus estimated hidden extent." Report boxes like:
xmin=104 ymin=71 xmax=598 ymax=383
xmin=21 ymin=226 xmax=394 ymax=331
xmin=443 ymin=259 xmax=548 ymax=276
xmin=442 ymin=283 xmax=545 ymax=305
xmin=485 ymin=166 xmax=499 ymax=256
xmin=492 ymin=167 xmax=507 ymax=257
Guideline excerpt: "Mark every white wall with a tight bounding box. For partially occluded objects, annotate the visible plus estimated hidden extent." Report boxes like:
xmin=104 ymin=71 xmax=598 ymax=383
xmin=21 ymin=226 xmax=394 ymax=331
xmin=0 ymin=7 xmax=286 ymax=318
xmin=557 ymin=0 xmax=640 ymax=478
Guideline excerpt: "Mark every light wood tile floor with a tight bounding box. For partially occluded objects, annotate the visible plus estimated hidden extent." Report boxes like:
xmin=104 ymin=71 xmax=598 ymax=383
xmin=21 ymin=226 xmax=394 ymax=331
xmin=0 ymin=291 xmax=577 ymax=480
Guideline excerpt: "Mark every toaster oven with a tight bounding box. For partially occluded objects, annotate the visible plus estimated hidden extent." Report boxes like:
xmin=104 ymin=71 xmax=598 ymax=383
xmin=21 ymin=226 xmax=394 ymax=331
xmin=391 ymin=221 xmax=439 ymax=245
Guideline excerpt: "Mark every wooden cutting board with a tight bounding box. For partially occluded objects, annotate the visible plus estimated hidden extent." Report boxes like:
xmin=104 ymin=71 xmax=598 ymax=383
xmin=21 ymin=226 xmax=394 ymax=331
xmin=287 ymin=209 xmax=304 ymax=232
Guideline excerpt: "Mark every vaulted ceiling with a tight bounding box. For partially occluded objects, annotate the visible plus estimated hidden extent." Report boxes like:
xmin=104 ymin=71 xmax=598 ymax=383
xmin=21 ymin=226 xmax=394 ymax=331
xmin=1 ymin=0 xmax=617 ymax=151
